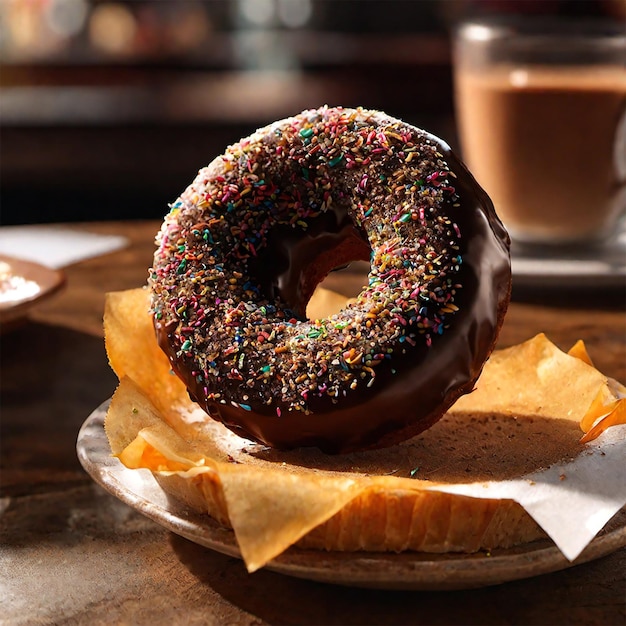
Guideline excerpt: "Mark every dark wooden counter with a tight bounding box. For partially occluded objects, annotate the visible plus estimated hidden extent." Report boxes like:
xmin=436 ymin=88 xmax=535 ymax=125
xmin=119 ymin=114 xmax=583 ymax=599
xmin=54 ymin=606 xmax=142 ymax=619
xmin=1 ymin=220 xmax=625 ymax=625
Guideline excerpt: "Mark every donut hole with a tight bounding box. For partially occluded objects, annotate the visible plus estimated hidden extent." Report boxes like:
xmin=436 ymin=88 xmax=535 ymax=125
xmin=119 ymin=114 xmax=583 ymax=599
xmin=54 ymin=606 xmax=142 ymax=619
xmin=307 ymin=261 xmax=369 ymax=319
xmin=294 ymin=233 xmax=371 ymax=321
xmin=317 ymin=260 xmax=370 ymax=299
xmin=248 ymin=214 xmax=371 ymax=320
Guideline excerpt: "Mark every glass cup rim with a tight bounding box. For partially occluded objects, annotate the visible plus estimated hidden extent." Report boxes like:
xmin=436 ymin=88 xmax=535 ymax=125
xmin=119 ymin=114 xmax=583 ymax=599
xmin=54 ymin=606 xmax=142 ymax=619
xmin=456 ymin=16 xmax=626 ymax=48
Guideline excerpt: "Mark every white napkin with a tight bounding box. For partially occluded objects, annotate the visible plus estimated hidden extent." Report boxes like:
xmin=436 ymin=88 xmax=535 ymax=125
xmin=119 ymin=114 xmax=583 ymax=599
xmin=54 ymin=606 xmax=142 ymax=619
xmin=0 ymin=225 xmax=128 ymax=269
xmin=426 ymin=424 xmax=626 ymax=561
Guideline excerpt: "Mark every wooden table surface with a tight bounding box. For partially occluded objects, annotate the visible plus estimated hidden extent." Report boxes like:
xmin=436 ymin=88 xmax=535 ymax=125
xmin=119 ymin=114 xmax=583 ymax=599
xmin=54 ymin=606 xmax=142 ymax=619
xmin=1 ymin=220 xmax=625 ymax=626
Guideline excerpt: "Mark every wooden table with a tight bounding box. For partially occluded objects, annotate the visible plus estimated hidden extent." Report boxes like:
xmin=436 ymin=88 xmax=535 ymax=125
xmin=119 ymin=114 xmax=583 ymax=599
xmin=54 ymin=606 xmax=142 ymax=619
xmin=2 ymin=220 xmax=625 ymax=625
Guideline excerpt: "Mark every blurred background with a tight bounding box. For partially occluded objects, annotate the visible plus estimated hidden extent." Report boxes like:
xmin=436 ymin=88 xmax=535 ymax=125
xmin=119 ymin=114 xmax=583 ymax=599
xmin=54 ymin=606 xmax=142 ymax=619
xmin=1 ymin=0 xmax=623 ymax=225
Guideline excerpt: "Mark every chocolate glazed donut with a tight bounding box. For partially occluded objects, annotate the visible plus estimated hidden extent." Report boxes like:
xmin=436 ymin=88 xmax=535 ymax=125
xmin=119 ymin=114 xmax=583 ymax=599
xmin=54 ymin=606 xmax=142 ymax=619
xmin=150 ymin=106 xmax=511 ymax=453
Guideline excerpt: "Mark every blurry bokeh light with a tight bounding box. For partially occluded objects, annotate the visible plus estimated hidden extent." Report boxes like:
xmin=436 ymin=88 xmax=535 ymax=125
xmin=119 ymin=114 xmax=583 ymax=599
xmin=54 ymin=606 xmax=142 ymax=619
xmin=277 ymin=0 xmax=312 ymax=29
xmin=88 ymin=2 xmax=137 ymax=56
xmin=2 ymin=0 xmax=54 ymax=57
xmin=238 ymin=0 xmax=275 ymax=27
xmin=237 ymin=0 xmax=313 ymax=29
xmin=165 ymin=4 xmax=211 ymax=53
xmin=45 ymin=0 xmax=88 ymax=38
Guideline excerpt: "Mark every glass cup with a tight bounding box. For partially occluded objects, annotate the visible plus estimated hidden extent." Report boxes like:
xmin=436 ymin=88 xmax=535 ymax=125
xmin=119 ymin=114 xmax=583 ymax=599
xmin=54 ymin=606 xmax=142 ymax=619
xmin=453 ymin=18 xmax=626 ymax=248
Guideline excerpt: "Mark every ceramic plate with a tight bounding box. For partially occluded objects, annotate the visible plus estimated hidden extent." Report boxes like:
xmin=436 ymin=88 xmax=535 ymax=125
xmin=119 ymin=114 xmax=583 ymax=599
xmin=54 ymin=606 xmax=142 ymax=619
xmin=77 ymin=401 xmax=626 ymax=591
xmin=0 ymin=254 xmax=65 ymax=327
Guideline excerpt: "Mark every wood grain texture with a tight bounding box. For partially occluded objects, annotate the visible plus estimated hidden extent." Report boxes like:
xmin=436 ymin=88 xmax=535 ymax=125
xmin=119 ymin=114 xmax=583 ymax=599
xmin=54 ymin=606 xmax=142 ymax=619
xmin=2 ymin=220 xmax=624 ymax=625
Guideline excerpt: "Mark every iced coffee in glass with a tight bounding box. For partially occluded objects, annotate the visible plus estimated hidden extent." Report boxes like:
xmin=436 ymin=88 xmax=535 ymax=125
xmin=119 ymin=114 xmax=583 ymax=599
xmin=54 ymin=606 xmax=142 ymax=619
xmin=454 ymin=19 xmax=626 ymax=247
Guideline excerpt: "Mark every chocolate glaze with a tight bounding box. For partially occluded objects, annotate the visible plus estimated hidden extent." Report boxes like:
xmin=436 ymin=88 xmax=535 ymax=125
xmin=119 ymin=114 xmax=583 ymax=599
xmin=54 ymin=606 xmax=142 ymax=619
xmin=153 ymin=109 xmax=511 ymax=454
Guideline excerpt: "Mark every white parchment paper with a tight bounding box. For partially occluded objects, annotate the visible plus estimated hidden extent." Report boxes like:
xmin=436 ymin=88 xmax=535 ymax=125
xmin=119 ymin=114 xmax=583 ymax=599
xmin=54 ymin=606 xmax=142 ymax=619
xmin=427 ymin=424 xmax=626 ymax=560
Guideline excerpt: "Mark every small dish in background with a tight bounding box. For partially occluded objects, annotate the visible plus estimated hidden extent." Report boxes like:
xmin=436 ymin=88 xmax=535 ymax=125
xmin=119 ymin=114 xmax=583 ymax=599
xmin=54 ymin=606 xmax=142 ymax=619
xmin=0 ymin=254 xmax=65 ymax=330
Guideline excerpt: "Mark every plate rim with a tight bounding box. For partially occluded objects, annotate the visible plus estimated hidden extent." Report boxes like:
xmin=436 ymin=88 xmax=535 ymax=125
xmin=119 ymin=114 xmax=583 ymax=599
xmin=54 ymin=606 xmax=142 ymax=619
xmin=77 ymin=400 xmax=626 ymax=591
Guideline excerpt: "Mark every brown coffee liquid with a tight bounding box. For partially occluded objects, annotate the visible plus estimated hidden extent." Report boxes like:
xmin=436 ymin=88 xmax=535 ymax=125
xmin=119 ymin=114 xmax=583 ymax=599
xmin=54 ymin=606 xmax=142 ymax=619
xmin=455 ymin=66 xmax=626 ymax=244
